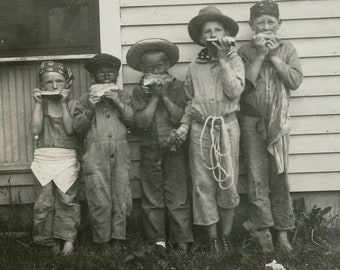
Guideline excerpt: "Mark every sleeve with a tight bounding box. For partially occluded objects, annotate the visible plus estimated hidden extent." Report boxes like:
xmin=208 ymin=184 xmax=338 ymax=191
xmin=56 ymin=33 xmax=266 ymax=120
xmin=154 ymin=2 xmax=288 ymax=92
xmin=220 ymin=52 xmax=245 ymax=100
xmin=168 ymin=79 xmax=187 ymax=125
xmin=275 ymin=42 xmax=303 ymax=90
xmin=72 ymin=94 xmax=93 ymax=134
xmin=118 ymin=89 xmax=134 ymax=127
xmin=238 ymin=45 xmax=254 ymax=84
xmin=131 ymin=85 xmax=152 ymax=129
xmin=180 ymin=69 xmax=194 ymax=126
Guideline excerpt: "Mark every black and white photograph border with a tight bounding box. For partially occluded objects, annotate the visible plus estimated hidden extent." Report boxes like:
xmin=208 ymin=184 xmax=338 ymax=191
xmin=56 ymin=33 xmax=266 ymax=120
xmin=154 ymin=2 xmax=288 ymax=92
xmin=0 ymin=0 xmax=340 ymax=269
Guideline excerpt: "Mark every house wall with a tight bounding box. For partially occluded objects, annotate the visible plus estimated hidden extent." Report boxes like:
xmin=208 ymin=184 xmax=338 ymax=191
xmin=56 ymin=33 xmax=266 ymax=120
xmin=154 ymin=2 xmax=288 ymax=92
xmin=120 ymin=0 xmax=340 ymax=199
xmin=0 ymin=0 xmax=340 ymax=210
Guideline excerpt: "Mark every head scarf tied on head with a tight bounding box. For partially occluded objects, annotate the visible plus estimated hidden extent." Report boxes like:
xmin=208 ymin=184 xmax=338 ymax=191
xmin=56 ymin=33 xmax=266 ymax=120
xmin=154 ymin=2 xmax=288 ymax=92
xmin=39 ymin=61 xmax=74 ymax=81
xmin=250 ymin=0 xmax=280 ymax=21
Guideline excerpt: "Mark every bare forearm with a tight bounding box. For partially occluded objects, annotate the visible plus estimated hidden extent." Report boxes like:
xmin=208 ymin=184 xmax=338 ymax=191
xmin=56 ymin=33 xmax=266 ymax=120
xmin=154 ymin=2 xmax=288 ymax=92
xmin=162 ymin=97 xmax=184 ymax=124
xmin=31 ymin=103 xmax=43 ymax=135
xmin=246 ymin=54 xmax=265 ymax=84
xmin=61 ymin=102 xmax=74 ymax=135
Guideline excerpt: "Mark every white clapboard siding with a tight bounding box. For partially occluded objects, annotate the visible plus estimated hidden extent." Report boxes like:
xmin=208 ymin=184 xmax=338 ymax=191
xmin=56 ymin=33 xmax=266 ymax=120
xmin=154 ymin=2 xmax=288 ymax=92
xmin=120 ymin=1 xmax=340 ymax=25
xmin=121 ymin=18 xmax=340 ymax=45
xmin=120 ymin=0 xmax=340 ymax=193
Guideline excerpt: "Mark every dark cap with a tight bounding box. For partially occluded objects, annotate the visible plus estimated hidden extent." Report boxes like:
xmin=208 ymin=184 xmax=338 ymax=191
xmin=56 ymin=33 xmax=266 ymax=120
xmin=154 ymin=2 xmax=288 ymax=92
xmin=84 ymin=53 xmax=121 ymax=74
xmin=188 ymin=5 xmax=239 ymax=46
xmin=250 ymin=0 xmax=280 ymax=21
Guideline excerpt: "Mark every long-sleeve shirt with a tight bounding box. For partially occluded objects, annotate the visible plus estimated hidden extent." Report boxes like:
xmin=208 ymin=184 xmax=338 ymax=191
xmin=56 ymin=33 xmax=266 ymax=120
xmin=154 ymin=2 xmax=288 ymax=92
xmin=132 ymin=78 xmax=187 ymax=148
xmin=238 ymin=40 xmax=303 ymax=173
xmin=181 ymin=50 xmax=245 ymax=125
xmin=73 ymin=90 xmax=134 ymax=143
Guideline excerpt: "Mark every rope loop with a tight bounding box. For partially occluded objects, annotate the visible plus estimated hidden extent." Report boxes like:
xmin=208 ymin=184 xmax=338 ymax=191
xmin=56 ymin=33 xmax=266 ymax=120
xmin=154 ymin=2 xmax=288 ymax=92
xmin=199 ymin=116 xmax=234 ymax=190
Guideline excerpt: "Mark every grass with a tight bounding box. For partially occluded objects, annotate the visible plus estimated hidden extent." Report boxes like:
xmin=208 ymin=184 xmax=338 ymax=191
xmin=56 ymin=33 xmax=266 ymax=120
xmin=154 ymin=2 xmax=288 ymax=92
xmin=1 ymin=198 xmax=340 ymax=269
xmin=1 ymin=218 xmax=340 ymax=270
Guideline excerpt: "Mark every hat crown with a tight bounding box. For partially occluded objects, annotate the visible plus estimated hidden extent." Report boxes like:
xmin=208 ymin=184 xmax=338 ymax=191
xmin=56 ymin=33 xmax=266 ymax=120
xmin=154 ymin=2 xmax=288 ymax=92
xmin=198 ymin=5 xmax=223 ymax=16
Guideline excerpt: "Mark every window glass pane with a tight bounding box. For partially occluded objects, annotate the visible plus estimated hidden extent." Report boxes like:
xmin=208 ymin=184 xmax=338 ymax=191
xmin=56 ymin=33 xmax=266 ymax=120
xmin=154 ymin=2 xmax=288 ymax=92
xmin=0 ymin=0 xmax=100 ymax=57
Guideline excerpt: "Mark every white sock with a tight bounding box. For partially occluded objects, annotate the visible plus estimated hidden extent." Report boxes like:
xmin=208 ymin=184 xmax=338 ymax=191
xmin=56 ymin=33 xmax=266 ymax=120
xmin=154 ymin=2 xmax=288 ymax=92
xmin=155 ymin=241 xmax=166 ymax=248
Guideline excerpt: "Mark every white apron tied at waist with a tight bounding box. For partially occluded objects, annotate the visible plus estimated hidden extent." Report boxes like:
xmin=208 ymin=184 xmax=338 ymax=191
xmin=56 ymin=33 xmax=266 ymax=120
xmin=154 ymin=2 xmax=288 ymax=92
xmin=31 ymin=148 xmax=80 ymax=193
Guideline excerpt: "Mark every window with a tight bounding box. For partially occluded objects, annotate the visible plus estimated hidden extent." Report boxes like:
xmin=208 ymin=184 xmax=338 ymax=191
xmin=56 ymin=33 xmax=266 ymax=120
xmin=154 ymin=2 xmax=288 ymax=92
xmin=0 ymin=0 xmax=100 ymax=57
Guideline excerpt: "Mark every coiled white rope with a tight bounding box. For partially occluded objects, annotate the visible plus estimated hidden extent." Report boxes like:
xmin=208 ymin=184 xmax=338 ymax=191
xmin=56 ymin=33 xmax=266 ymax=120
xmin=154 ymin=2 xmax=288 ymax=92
xmin=199 ymin=116 xmax=234 ymax=190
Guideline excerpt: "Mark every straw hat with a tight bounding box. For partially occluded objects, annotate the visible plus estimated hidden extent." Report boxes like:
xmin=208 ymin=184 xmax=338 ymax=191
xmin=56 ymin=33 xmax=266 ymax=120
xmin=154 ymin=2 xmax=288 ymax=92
xmin=84 ymin=53 xmax=121 ymax=74
xmin=188 ymin=6 xmax=239 ymax=46
xmin=126 ymin=38 xmax=179 ymax=72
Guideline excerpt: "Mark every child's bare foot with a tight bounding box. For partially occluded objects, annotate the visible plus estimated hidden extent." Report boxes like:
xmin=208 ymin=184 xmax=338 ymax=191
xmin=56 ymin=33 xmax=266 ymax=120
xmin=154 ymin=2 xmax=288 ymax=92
xmin=62 ymin=241 xmax=74 ymax=256
xmin=277 ymin=231 xmax=293 ymax=252
xmin=255 ymin=228 xmax=274 ymax=254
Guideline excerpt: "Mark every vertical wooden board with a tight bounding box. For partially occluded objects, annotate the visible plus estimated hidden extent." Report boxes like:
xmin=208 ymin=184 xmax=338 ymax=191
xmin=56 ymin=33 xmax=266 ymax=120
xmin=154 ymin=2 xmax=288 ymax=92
xmin=14 ymin=65 xmax=27 ymax=164
xmin=23 ymin=64 xmax=34 ymax=162
xmin=1 ymin=66 xmax=13 ymax=163
xmin=0 ymin=67 xmax=5 ymax=164
xmin=8 ymin=65 xmax=20 ymax=163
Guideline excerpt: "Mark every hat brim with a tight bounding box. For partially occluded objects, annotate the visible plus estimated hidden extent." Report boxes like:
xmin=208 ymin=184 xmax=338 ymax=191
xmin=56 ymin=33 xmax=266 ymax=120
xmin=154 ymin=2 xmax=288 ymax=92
xmin=188 ymin=13 xmax=239 ymax=46
xmin=126 ymin=38 xmax=179 ymax=72
xmin=84 ymin=59 xmax=121 ymax=74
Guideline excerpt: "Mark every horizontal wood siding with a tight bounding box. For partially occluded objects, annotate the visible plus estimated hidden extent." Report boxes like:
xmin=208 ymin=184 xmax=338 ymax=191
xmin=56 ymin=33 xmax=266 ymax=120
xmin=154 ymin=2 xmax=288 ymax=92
xmin=119 ymin=0 xmax=340 ymax=193
xmin=1 ymin=0 xmax=339 ymax=205
xmin=0 ymin=60 xmax=143 ymax=205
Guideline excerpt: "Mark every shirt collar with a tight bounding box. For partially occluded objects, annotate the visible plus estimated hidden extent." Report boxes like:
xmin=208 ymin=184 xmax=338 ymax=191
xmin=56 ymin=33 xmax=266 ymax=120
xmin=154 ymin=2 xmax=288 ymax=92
xmin=195 ymin=48 xmax=218 ymax=63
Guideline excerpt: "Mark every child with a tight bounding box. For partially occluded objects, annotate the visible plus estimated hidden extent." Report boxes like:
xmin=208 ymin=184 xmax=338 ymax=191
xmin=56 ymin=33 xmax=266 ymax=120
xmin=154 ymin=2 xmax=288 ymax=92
xmin=127 ymin=38 xmax=193 ymax=254
xmin=238 ymin=0 xmax=303 ymax=253
xmin=31 ymin=61 xmax=80 ymax=255
xmin=73 ymin=54 xmax=133 ymax=255
xmin=176 ymin=6 xmax=245 ymax=255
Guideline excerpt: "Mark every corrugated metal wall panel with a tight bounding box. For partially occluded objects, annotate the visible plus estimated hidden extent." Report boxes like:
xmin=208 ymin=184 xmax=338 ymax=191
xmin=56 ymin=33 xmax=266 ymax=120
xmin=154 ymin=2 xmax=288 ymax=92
xmin=119 ymin=0 xmax=340 ymax=192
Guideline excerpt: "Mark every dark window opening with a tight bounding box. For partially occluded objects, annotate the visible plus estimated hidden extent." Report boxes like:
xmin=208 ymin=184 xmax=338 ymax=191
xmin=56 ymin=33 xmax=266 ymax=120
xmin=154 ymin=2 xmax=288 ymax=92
xmin=0 ymin=0 xmax=100 ymax=57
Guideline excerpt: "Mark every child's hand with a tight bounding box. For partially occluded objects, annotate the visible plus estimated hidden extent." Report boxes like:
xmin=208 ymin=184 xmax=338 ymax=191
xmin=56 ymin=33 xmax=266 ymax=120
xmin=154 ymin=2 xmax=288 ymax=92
xmin=252 ymin=33 xmax=268 ymax=54
xmin=32 ymin=88 xmax=42 ymax=104
xmin=160 ymin=81 xmax=171 ymax=99
xmin=88 ymin=93 xmax=101 ymax=110
xmin=149 ymin=83 xmax=163 ymax=97
xmin=104 ymin=90 xmax=122 ymax=106
xmin=60 ymin=89 xmax=71 ymax=103
xmin=266 ymin=37 xmax=280 ymax=55
xmin=213 ymin=37 xmax=231 ymax=60
xmin=176 ymin=124 xmax=190 ymax=142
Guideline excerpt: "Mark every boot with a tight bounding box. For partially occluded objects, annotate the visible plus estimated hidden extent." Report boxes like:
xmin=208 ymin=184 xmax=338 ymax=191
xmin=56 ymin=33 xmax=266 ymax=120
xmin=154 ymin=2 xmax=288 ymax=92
xmin=209 ymin=236 xmax=221 ymax=256
xmin=220 ymin=234 xmax=233 ymax=254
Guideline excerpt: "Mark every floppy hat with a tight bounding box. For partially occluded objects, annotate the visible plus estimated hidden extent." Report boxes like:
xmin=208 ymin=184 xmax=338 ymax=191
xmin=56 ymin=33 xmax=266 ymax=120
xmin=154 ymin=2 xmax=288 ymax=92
xmin=126 ymin=38 xmax=179 ymax=72
xmin=188 ymin=5 xmax=239 ymax=46
xmin=84 ymin=53 xmax=121 ymax=74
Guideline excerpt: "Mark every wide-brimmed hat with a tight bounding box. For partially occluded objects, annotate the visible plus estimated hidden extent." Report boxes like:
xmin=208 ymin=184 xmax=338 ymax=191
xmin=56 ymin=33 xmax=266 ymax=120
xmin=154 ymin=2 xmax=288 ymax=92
xmin=84 ymin=53 xmax=121 ymax=74
xmin=126 ymin=38 xmax=179 ymax=72
xmin=188 ymin=6 xmax=239 ymax=46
